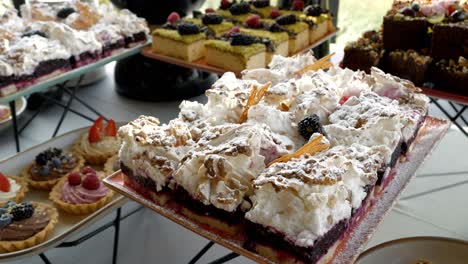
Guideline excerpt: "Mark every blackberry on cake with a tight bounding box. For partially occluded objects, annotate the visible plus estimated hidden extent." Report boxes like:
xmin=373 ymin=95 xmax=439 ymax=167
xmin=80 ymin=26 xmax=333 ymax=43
xmin=273 ymin=14 xmax=309 ymax=54
xmin=185 ymin=13 xmax=234 ymax=38
xmin=301 ymin=4 xmax=335 ymax=44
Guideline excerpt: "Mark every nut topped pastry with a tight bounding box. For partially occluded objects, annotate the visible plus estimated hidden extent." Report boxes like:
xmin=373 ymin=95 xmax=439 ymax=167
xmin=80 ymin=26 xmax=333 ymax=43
xmin=245 ymin=142 xmax=389 ymax=263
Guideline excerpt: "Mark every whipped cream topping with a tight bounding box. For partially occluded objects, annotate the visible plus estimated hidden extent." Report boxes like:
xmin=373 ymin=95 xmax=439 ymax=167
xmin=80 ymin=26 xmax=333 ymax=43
xmin=246 ymin=143 xmax=389 ymax=248
xmin=119 ymin=116 xmax=195 ymax=191
xmin=175 ymin=124 xmax=293 ymax=212
xmin=0 ymin=178 xmax=21 ymax=203
xmin=0 ymin=9 xmax=26 ymax=33
xmin=1 ymin=34 xmax=70 ymax=76
xmin=79 ymin=133 xmax=121 ymax=158
xmin=90 ymin=23 xmax=124 ymax=46
xmin=44 ymin=22 xmax=102 ymax=56
xmin=100 ymin=6 xmax=149 ymax=37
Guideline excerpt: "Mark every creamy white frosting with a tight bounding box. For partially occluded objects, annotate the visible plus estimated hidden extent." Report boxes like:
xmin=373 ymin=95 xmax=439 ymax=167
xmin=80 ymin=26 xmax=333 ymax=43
xmin=246 ymin=143 xmax=389 ymax=248
xmin=1 ymin=9 xmax=26 ymax=33
xmin=174 ymin=124 xmax=293 ymax=212
xmin=90 ymin=23 xmax=124 ymax=46
xmin=99 ymin=5 xmax=149 ymax=37
xmin=0 ymin=178 xmax=21 ymax=203
xmin=45 ymin=22 xmax=102 ymax=56
xmin=80 ymin=133 xmax=121 ymax=158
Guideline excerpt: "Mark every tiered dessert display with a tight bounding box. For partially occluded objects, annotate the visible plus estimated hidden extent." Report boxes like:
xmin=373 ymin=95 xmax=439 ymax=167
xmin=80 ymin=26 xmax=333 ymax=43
xmin=0 ymin=0 xmax=150 ymax=98
xmin=342 ymin=0 xmax=468 ymax=96
xmin=0 ymin=118 xmax=124 ymax=257
xmin=104 ymin=52 xmax=449 ymax=263
xmin=146 ymin=0 xmax=337 ymax=75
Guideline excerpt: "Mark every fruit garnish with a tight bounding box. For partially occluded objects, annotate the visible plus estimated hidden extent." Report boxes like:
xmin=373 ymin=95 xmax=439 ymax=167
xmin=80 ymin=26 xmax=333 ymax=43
xmin=11 ymin=202 xmax=34 ymax=221
xmin=205 ymin=8 xmax=215 ymax=13
xmin=177 ymin=22 xmax=201 ymax=35
xmin=339 ymin=95 xmax=350 ymax=105
xmin=202 ymin=13 xmax=224 ymax=25
xmin=427 ymin=13 xmax=445 ymax=24
xmin=450 ymin=10 xmax=466 ymax=22
xmin=82 ymin=174 xmax=100 ymax=190
xmin=292 ymin=0 xmax=305 ymax=11
xmin=0 ymin=214 xmax=12 ymax=228
xmin=229 ymin=2 xmax=251 ymax=15
xmin=298 ymin=114 xmax=323 ymax=140
xmin=268 ymin=135 xmax=329 ymax=166
xmin=400 ymin=6 xmax=415 ymax=16
xmin=239 ymin=82 xmax=272 ymax=123
xmin=95 ymin=116 xmax=104 ymax=132
xmin=295 ymin=52 xmax=335 ymax=75
xmin=230 ymin=33 xmax=256 ymax=46
xmin=269 ymin=22 xmax=284 ymax=32
xmin=88 ymin=122 xmax=102 ymax=143
xmin=105 ymin=119 xmax=117 ymax=137
xmin=411 ymin=3 xmax=420 ymax=12
xmin=0 ymin=173 xmax=11 ymax=193
xmin=304 ymin=4 xmax=323 ymax=16
xmin=220 ymin=0 xmax=231 ymax=9
xmin=81 ymin=166 xmax=95 ymax=175
xmin=167 ymin=12 xmax=181 ymax=23
xmin=246 ymin=14 xmax=261 ymax=28
xmin=276 ymin=14 xmax=297 ymax=25
xmin=253 ymin=0 xmax=269 ymax=8
xmin=270 ymin=9 xmax=281 ymax=19
xmin=68 ymin=172 xmax=82 ymax=186
xmin=227 ymin=26 xmax=240 ymax=37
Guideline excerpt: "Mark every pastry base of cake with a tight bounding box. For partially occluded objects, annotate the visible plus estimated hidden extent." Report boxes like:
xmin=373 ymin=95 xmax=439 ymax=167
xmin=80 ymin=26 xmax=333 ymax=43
xmin=205 ymin=46 xmax=266 ymax=73
xmin=288 ymin=30 xmax=309 ymax=54
xmin=0 ymin=83 xmax=17 ymax=97
xmin=266 ymin=41 xmax=289 ymax=64
xmin=309 ymin=21 xmax=332 ymax=44
xmin=152 ymin=36 xmax=205 ymax=62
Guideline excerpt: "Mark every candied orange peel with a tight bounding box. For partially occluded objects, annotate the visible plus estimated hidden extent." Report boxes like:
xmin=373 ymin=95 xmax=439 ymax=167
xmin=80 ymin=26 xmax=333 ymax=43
xmin=268 ymin=135 xmax=329 ymax=166
xmin=238 ymin=82 xmax=272 ymax=123
xmin=295 ymin=53 xmax=335 ymax=75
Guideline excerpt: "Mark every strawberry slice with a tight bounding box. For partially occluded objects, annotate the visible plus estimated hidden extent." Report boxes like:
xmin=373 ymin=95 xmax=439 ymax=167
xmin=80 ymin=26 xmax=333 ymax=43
xmin=88 ymin=123 xmax=102 ymax=143
xmin=105 ymin=119 xmax=117 ymax=137
xmin=94 ymin=116 xmax=104 ymax=132
xmin=0 ymin=173 xmax=11 ymax=192
xmin=339 ymin=96 xmax=350 ymax=105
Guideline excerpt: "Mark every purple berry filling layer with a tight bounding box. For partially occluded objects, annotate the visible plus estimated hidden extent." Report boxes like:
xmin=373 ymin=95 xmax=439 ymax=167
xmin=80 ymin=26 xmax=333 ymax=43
xmin=124 ymin=32 xmax=147 ymax=47
xmin=102 ymin=40 xmax=126 ymax=57
xmin=71 ymin=51 xmax=100 ymax=68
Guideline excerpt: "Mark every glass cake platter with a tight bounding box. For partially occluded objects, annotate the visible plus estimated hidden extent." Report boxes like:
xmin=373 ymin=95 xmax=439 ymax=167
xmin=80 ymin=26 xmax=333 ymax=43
xmin=103 ymin=116 xmax=450 ymax=264
xmin=0 ymin=125 xmax=127 ymax=261
xmin=0 ymin=41 xmax=151 ymax=105
xmin=141 ymin=30 xmax=339 ymax=77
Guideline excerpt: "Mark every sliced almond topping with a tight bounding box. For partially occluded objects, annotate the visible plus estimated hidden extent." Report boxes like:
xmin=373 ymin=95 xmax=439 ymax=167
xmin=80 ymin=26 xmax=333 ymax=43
xmin=238 ymin=82 xmax=272 ymax=123
xmin=295 ymin=53 xmax=335 ymax=75
xmin=268 ymin=135 xmax=330 ymax=166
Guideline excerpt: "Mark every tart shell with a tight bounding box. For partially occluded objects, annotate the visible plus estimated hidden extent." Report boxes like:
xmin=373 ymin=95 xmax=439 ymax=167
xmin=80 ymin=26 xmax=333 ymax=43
xmin=49 ymin=175 xmax=114 ymax=215
xmin=104 ymin=155 xmax=119 ymax=176
xmin=0 ymin=176 xmax=29 ymax=207
xmin=74 ymin=134 xmax=116 ymax=165
xmin=21 ymin=154 xmax=85 ymax=191
xmin=0 ymin=202 xmax=58 ymax=253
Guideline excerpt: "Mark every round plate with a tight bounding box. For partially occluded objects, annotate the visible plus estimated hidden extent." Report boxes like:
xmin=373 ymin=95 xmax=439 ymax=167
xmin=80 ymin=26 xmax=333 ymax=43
xmin=0 ymin=96 xmax=27 ymax=133
xmin=357 ymin=237 xmax=468 ymax=264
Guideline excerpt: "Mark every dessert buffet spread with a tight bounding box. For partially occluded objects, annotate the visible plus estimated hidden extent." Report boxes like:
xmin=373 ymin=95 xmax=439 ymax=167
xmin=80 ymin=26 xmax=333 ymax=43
xmin=112 ymin=52 xmax=442 ymax=264
xmin=0 ymin=119 xmax=123 ymax=254
xmin=0 ymin=0 xmax=149 ymax=97
xmin=150 ymin=0 xmax=336 ymax=73
xmin=342 ymin=0 xmax=468 ymax=96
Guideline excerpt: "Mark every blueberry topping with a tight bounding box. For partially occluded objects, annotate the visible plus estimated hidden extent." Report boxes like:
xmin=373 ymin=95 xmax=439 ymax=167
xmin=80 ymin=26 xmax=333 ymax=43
xmin=177 ymin=22 xmax=201 ymax=35
xmin=276 ymin=14 xmax=297 ymax=25
xmin=229 ymin=2 xmax=250 ymax=15
xmin=35 ymin=153 xmax=48 ymax=166
xmin=253 ymin=0 xmax=270 ymax=8
xmin=57 ymin=7 xmax=76 ymax=19
xmin=411 ymin=3 xmax=420 ymax=12
xmin=10 ymin=202 xmax=34 ymax=221
xmin=304 ymin=4 xmax=323 ymax=16
xmin=51 ymin=157 xmax=62 ymax=169
xmin=298 ymin=114 xmax=323 ymax=140
xmin=0 ymin=214 xmax=12 ymax=228
xmin=268 ymin=22 xmax=284 ymax=32
xmin=0 ymin=208 xmax=6 ymax=215
xmin=22 ymin=31 xmax=47 ymax=38
xmin=202 ymin=13 xmax=224 ymax=25
xmin=400 ymin=6 xmax=415 ymax=17
xmin=230 ymin=33 xmax=256 ymax=46
xmin=3 ymin=201 xmax=15 ymax=209
xmin=39 ymin=166 xmax=50 ymax=177
xmin=450 ymin=10 xmax=466 ymax=22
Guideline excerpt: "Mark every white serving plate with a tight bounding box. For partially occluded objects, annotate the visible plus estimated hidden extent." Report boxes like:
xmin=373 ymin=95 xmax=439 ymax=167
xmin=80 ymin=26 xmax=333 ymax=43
xmin=0 ymin=126 xmax=127 ymax=262
xmin=0 ymin=97 xmax=27 ymax=133
xmin=356 ymin=237 xmax=468 ymax=264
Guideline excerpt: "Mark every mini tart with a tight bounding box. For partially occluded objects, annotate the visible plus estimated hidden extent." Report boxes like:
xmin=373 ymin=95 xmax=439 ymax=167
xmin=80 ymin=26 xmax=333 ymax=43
xmin=104 ymin=155 xmax=120 ymax=175
xmin=0 ymin=202 xmax=58 ymax=253
xmin=49 ymin=173 xmax=114 ymax=215
xmin=0 ymin=176 xmax=28 ymax=207
xmin=74 ymin=133 xmax=121 ymax=165
xmin=22 ymin=154 xmax=85 ymax=191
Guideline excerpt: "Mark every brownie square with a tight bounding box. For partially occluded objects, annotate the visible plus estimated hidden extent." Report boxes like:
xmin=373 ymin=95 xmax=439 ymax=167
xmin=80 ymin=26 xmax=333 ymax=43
xmin=386 ymin=49 xmax=432 ymax=85
xmin=431 ymin=21 xmax=468 ymax=59
xmin=343 ymin=31 xmax=384 ymax=73
xmin=430 ymin=57 xmax=468 ymax=96
xmin=383 ymin=15 xmax=430 ymax=51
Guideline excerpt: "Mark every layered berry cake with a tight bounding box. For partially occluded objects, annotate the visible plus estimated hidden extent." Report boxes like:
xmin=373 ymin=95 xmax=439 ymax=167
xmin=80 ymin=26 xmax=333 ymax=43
xmin=119 ymin=52 xmax=430 ymax=263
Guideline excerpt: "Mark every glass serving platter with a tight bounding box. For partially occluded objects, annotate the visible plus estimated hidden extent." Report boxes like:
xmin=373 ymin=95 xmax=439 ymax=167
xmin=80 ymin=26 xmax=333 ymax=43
xmin=0 ymin=42 xmax=151 ymax=105
xmin=104 ymin=116 xmax=450 ymax=264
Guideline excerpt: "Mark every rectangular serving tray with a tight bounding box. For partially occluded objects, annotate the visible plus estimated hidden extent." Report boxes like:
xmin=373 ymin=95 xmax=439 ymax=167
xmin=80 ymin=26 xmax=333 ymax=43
xmin=142 ymin=30 xmax=338 ymax=77
xmin=104 ymin=116 xmax=450 ymax=264
xmin=0 ymin=126 xmax=127 ymax=262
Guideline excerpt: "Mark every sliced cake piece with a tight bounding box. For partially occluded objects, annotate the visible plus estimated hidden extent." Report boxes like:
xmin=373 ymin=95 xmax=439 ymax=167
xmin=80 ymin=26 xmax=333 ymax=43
xmin=431 ymin=20 xmax=468 ymax=59
xmin=245 ymin=142 xmax=389 ymax=264
xmin=153 ymin=20 xmax=206 ymax=62
xmin=174 ymin=124 xmax=294 ymax=232
xmin=274 ymin=14 xmax=309 ymax=54
xmin=186 ymin=13 xmax=234 ymax=38
xmin=205 ymin=32 xmax=266 ymax=73
xmin=386 ymin=49 xmax=432 ymax=86
xmin=301 ymin=4 xmax=335 ymax=43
